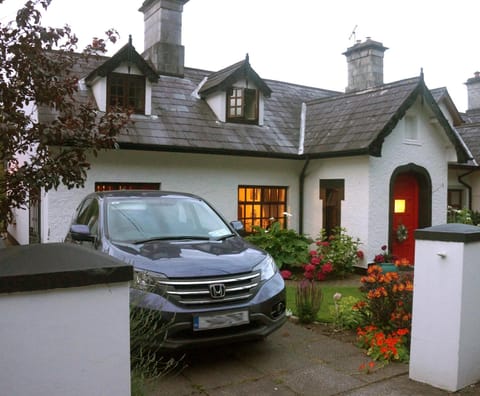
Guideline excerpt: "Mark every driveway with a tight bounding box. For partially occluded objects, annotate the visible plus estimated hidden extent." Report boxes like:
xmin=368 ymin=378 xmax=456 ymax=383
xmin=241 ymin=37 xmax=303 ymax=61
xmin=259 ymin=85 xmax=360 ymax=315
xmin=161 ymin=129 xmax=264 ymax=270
xmin=144 ymin=320 xmax=479 ymax=395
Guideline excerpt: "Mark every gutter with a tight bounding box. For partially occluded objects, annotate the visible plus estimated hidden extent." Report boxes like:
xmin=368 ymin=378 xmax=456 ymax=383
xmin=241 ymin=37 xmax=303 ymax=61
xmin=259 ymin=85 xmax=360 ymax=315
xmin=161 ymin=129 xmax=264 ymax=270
xmin=299 ymin=157 xmax=310 ymax=235
xmin=458 ymin=169 xmax=476 ymax=209
xmin=298 ymin=102 xmax=308 ymax=234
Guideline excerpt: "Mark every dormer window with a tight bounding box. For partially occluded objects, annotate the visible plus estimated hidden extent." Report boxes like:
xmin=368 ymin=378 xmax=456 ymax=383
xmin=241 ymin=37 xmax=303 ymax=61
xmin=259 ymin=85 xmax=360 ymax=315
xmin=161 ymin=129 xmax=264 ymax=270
xmin=107 ymin=73 xmax=146 ymax=114
xmin=227 ymin=88 xmax=258 ymax=123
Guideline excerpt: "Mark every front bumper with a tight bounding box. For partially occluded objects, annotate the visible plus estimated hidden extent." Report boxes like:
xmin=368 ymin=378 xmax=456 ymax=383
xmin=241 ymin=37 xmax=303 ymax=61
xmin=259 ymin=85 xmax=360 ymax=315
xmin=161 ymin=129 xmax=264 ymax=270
xmin=131 ymin=272 xmax=287 ymax=350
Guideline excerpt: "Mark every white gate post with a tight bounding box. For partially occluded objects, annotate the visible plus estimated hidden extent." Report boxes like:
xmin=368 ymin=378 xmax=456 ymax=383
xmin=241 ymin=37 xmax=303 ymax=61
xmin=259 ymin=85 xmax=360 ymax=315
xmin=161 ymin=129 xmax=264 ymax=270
xmin=409 ymin=223 xmax=480 ymax=392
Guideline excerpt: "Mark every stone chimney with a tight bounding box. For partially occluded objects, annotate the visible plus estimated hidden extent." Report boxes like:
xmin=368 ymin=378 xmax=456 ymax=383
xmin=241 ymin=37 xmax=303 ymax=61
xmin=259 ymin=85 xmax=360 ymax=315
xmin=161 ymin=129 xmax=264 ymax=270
xmin=465 ymin=71 xmax=480 ymax=111
xmin=343 ymin=38 xmax=388 ymax=93
xmin=139 ymin=0 xmax=189 ymax=77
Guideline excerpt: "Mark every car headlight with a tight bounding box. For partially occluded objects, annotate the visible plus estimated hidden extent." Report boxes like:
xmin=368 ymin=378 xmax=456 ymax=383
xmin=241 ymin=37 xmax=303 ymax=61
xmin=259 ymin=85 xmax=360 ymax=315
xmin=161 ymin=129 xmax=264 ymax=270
xmin=254 ymin=255 xmax=278 ymax=281
xmin=133 ymin=270 xmax=166 ymax=293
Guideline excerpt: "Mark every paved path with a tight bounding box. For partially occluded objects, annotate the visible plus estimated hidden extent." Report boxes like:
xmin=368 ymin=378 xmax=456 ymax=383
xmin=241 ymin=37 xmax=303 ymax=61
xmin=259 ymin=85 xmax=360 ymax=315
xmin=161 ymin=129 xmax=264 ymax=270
xmin=145 ymin=320 xmax=479 ymax=395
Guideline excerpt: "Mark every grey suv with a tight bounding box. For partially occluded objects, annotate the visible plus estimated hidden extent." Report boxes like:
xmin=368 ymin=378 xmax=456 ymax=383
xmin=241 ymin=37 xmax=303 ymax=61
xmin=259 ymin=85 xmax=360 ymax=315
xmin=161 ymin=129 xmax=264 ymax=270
xmin=65 ymin=190 xmax=286 ymax=349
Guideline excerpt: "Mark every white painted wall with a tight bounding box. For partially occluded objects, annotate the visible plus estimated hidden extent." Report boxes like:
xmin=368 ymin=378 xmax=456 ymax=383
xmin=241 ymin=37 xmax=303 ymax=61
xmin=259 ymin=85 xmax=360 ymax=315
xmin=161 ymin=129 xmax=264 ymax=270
xmin=368 ymin=98 xmax=453 ymax=261
xmin=410 ymin=237 xmax=480 ymax=391
xmin=0 ymin=283 xmax=131 ymax=396
xmin=41 ymin=150 xmax=302 ymax=243
xmin=303 ymin=156 xmax=369 ymax=263
xmin=303 ymin=98 xmax=459 ymax=267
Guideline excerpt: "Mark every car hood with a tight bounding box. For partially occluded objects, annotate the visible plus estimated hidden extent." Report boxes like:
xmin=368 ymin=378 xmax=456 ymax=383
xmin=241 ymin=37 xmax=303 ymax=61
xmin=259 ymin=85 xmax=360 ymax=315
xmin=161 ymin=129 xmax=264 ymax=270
xmin=105 ymin=236 xmax=266 ymax=278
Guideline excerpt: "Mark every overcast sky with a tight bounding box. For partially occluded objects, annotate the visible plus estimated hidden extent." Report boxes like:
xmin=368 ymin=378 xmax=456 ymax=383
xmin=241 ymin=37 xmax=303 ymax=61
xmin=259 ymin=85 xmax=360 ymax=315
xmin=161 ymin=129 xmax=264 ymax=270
xmin=2 ymin=0 xmax=480 ymax=112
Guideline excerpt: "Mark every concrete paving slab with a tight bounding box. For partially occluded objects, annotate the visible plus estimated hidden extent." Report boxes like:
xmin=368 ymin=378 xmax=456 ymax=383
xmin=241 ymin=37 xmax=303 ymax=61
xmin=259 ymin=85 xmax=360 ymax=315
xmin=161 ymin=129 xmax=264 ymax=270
xmin=147 ymin=321 xmax=479 ymax=395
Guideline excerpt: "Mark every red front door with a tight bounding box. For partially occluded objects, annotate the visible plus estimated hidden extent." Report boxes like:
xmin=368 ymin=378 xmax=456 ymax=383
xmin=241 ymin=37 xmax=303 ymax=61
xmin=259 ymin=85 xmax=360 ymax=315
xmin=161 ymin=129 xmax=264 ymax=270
xmin=391 ymin=173 xmax=419 ymax=264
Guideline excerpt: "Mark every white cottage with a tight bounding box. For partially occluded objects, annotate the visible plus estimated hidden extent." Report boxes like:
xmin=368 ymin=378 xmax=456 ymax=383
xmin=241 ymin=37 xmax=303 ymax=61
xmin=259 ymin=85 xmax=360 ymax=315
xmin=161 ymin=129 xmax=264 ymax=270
xmin=9 ymin=0 xmax=471 ymax=268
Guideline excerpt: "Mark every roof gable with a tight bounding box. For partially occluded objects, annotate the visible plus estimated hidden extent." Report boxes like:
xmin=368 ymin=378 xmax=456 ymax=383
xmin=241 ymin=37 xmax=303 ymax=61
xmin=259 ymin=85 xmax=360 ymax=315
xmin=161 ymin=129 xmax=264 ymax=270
xmin=85 ymin=37 xmax=158 ymax=84
xmin=198 ymin=55 xmax=272 ymax=98
xmin=430 ymin=87 xmax=463 ymax=127
xmin=303 ymin=76 xmax=471 ymax=163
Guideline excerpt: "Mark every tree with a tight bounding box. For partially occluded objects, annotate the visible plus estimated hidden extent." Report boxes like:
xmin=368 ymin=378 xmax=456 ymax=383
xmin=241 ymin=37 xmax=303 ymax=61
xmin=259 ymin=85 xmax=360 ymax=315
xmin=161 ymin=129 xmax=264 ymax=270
xmin=0 ymin=0 xmax=131 ymax=225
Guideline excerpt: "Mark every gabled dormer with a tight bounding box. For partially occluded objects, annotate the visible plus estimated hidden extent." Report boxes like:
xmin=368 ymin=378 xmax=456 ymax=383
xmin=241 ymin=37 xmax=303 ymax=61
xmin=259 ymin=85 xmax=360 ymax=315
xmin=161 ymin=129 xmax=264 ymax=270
xmin=84 ymin=37 xmax=158 ymax=116
xmin=197 ymin=55 xmax=272 ymax=125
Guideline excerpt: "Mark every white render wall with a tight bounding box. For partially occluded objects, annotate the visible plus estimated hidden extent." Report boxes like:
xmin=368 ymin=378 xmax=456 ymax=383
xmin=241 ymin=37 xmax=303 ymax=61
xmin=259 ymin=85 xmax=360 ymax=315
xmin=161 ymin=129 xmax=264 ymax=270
xmin=303 ymin=156 xmax=370 ymax=262
xmin=0 ymin=283 xmax=131 ymax=396
xmin=43 ymin=150 xmax=302 ymax=243
xmin=304 ymin=98 xmax=456 ymax=267
xmin=368 ymin=99 xmax=451 ymax=261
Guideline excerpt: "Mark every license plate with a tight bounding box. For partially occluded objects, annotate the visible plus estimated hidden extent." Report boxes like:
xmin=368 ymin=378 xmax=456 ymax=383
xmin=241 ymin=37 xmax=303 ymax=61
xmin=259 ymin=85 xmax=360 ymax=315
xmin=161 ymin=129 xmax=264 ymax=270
xmin=193 ymin=310 xmax=249 ymax=331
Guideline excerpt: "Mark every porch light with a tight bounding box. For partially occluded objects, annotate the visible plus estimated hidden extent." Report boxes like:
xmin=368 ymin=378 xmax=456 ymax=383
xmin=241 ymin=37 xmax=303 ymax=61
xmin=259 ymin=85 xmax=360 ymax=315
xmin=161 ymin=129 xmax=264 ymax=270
xmin=394 ymin=199 xmax=406 ymax=213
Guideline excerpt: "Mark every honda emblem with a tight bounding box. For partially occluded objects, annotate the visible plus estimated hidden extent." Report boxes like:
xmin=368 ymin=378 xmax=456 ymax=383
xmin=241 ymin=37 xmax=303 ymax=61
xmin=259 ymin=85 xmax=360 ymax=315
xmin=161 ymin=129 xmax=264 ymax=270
xmin=209 ymin=283 xmax=226 ymax=299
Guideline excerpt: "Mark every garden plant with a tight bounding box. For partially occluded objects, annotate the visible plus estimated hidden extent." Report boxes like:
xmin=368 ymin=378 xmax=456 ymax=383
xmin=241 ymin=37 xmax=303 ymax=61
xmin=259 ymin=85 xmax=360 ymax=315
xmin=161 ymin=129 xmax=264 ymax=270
xmin=354 ymin=264 xmax=413 ymax=363
xmin=304 ymin=227 xmax=362 ymax=280
xmin=245 ymin=220 xmax=313 ymax=270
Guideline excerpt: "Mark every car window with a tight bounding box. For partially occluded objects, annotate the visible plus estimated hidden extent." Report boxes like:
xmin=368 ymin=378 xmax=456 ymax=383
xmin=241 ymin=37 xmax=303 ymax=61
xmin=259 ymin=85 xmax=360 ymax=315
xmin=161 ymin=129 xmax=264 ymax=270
xmin=76 ymin=198 xmax=99 ymax=235
xmin=105 ymin=196 xmax=231 ymax=242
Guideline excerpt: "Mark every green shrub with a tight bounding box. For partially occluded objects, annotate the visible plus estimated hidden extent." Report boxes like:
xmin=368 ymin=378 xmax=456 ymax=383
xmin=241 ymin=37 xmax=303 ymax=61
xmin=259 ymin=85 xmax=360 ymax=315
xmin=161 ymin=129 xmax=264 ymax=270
xmin=315 ymin=228 xmax=361 ymax=278
xmin=130 ymin=305 xmax=182 ymax=396
xmin=245 ymin=221 xmax=312 ymax=269
xmin=295 ymin=279 xmax=323 ymax=324
xmin=329 ymin=295 xmax=366 ymax=330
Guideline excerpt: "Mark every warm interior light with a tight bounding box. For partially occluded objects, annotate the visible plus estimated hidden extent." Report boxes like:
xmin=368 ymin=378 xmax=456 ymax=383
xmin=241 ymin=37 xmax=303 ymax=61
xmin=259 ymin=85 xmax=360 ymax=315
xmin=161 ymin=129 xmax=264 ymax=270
xmin=394 ymin=199 xmax=406 ymax=213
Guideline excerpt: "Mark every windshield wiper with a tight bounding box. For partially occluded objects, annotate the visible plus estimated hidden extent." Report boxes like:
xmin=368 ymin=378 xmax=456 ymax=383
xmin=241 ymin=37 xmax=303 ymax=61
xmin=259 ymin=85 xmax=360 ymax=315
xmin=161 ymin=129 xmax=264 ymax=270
xmin=133 ymin=236 xmax=211 ymax=244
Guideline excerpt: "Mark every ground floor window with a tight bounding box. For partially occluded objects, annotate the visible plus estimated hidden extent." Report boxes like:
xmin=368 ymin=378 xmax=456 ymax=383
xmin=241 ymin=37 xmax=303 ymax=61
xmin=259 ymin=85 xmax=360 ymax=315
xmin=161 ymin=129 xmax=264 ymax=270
xmin=320 ymin=179 xmax=344 ymax=236
xmin=447 ymin=189 xmax=463 ymax=210
xmin=238 ymin=186 xmax=287 ymax=233
xmin=95 ymin=182 xmax=160 ymax=192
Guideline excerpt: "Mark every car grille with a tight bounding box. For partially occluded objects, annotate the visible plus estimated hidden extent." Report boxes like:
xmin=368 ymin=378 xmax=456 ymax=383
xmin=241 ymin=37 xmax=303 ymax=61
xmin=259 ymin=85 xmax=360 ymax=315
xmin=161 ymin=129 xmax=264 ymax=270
xmin=157 ymin=272 xmax=261 ymax=306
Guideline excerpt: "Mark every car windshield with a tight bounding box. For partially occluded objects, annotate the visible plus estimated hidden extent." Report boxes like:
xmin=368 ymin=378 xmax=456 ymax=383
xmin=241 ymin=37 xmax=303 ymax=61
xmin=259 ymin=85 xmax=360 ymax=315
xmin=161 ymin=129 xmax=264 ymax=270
xmin=105 ymin=196 xmax=232 ymax=243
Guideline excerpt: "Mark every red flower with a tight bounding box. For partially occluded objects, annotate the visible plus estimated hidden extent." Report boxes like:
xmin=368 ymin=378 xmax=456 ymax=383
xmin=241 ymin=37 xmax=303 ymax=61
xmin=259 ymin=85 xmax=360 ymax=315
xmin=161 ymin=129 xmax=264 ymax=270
xmin=280 ymin=270 xmax=292 ymax=280
xmin=304 ymin=264 xmax=315 ymax=272
xmin=381 ymin=245 xmax=387 ymax=251
xmin=321 ymin=262 xmax=333 ymax=274
xmin=309 ymin=250 xmax=318 ymax=256
xmin=310 ymin=256 xmax=320 ymax=265
xmin=357 ymin=250 xmax=364 ymax=259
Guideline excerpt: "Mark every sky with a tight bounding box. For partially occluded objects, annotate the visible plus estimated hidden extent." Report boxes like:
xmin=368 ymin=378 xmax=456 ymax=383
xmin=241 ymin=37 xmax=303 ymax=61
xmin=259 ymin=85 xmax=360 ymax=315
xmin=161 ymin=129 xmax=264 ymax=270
xmin=2 ymin=0 xmax=480 ymax=112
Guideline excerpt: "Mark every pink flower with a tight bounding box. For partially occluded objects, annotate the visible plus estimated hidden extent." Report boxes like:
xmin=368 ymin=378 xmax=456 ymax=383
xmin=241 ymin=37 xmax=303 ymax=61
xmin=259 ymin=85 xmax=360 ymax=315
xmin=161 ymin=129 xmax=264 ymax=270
xmin=321 ymin=262 xmax=333 ymax=273
xmin=280 ymin=270 xmax=292 ymax=280
xmin=304 ymin=264 xmax=316 ymax=272
xmin=310 ymin=256 xmax=320 ymax=265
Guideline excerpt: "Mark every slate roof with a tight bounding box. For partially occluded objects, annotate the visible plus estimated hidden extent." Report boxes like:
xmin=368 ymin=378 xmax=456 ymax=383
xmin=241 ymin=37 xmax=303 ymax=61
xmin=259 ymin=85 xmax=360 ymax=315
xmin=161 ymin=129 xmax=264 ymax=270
xmin=457 ymin=121 xmax=480 ymax=164
xmin=38 ymin=50 xmax=471 ymax=163
xmin=199 ymin=55 xmax=272 ymax=98
xmin=304 ymin=77 xmax=470 ymax=162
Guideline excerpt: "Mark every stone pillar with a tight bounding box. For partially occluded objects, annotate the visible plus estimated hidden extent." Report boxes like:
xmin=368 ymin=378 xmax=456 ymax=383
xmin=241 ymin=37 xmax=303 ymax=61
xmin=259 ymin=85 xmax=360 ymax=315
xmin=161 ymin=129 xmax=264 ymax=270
xmin=0 ymin=243 xmax=133 ymax=396
xmin=409 ymin=223 xmax=480 ymax=392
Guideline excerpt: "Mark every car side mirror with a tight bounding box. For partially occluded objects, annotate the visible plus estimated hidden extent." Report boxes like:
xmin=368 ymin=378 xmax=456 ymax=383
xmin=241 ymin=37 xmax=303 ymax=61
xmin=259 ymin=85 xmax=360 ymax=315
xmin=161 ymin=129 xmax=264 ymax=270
xmin=230 ymin=220 xmax=246 ymax=237
xmin=69 ymin=224 xmax=95 ymax=242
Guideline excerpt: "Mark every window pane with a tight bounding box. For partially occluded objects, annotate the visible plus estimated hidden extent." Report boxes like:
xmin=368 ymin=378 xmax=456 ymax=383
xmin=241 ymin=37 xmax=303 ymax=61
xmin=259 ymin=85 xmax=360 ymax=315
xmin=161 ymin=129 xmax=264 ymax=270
xmin=237 ymin=186 xmax=288 ymax=233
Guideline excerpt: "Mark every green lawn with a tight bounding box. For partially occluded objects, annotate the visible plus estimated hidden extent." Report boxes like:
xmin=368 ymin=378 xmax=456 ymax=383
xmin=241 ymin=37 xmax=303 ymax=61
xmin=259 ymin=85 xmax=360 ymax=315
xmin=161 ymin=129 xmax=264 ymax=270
xmin=286 ymin=283 xmax=363 ymax=323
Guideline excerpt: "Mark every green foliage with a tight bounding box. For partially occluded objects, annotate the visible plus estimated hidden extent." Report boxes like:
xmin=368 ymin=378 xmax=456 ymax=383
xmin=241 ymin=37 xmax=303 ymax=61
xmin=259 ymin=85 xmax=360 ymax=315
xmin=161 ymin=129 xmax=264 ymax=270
xmin=245 ymin=221 xmax=313 ymax=269
xmin=447 ymin=207 xmax=480 ymax=226
xmin=286 ymin=284 xmax=363 ymax=323
xmin=295 ymin=279 xmax=323 ymax=324
xmin=355 ymin=265 xmax=413 ymax=363
xmin=0 ymin=0 xmax=131 ymax=222
xmin=315 ymin=228 xmax=361 ymax=278
xmin=130 ymin=305 xmax=182 ymax=396
xmin=329 ymin=295 xmax=367 ymax=330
